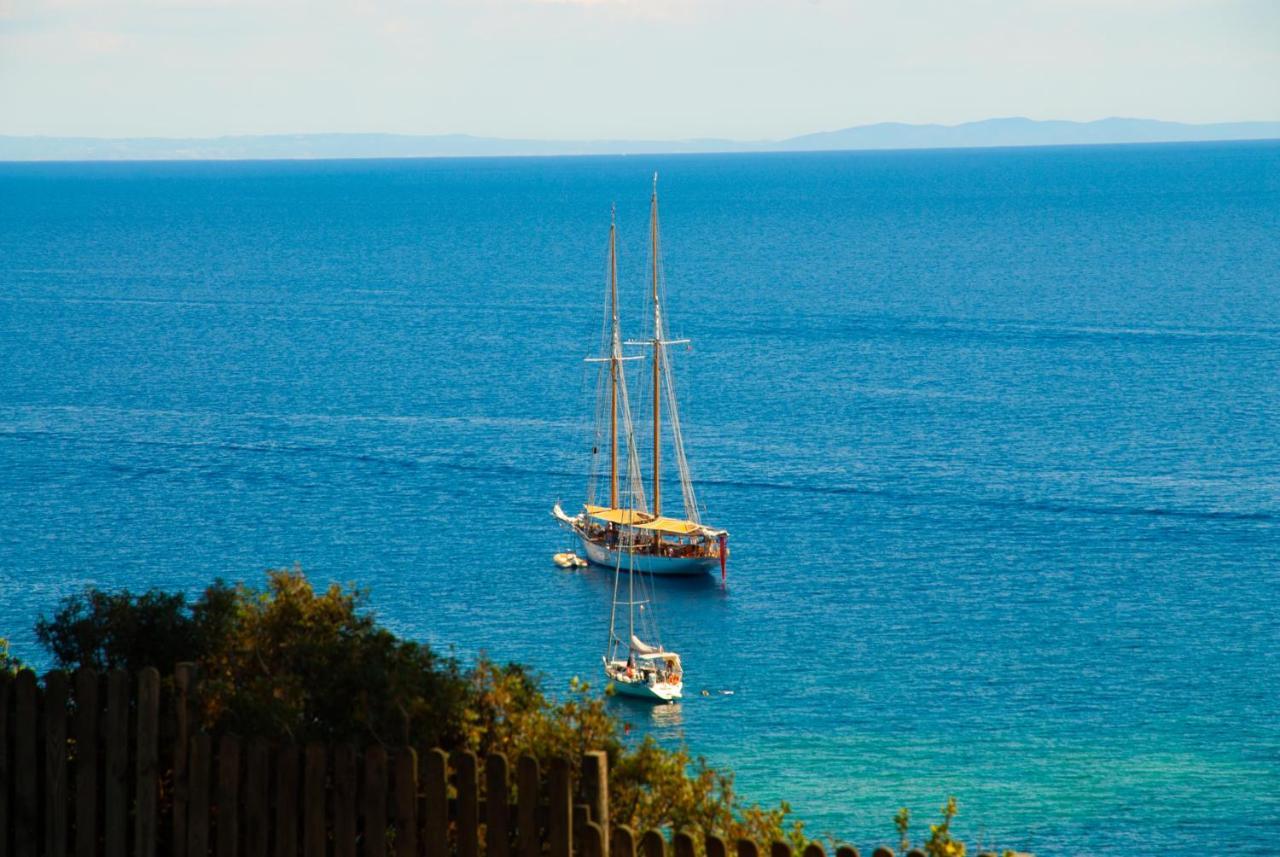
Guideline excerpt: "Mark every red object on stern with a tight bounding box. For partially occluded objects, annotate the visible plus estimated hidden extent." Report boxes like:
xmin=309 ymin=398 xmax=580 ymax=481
xmin=718 ymin=533 xmax=728 ymax=583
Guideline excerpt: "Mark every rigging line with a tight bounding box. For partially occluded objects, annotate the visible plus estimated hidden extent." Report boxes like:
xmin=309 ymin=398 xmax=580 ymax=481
xmin=661 ymin=346 xmax=701 ymax=524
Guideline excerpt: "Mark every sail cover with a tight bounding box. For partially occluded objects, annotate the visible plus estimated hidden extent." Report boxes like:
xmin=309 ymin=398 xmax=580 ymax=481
xmin=630 ymin=635 xmax=662 ymax=654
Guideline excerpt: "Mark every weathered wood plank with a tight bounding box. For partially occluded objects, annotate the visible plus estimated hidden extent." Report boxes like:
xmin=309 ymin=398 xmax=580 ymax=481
xmin=673 ymin=831 xmax=694 ymax=857
xmin=581 ymin=752 xmax=608 ymax=857
xmin=392 ymin=748 xmax=416 ymax=857
xmin=484 ymin=753 xmax=510 ymax=857
xmin=705 ymin=835 xmax=728 ymax=857
xmin=581 ymin=822 xmax=605 ymax=857
xmin=187 ymin=734 xmax=212 ymax=857
xmin=0 ymin=673 xmax=10 ymax=857
xmin=275 ymin=744 xmax=299 ymax=857
xmin=771 ymin=843 xmax=792 ymax=857
xmin=421 ymin=749 xmax=446 ymax=857
xmin=803 ymin=844 xmax=825 ymax=857
xmin=13 ymin=671 xmax=36 ymax=857
xmin=610 ymin=826 xmax=636 ymax=857
xmin=104 ymin=670 xmax=129 ymax=857
xmin=735 ymin=840 xmax=759 ymax=857
xmin=516 ymin=756 xmax=539 ymax=857
xmin=834 ymin=847 xmax=859 ymax=857
xmin=73 ymin=669 xmax=98 ymax=857
xmin=548 ymin=758 xmax=572 ymax=857
xmin=242 ymin=740 xmax=269 ymax=857
xmin=331 ymin=744 xmax=357 ymax=857
xmin=173 ymin=663 xmax=196 ymax=857
xmin=361 ymin=746 xmax=387 ymax=857
xmin=454 ymin=751 xmax=478 ymax=857
xmin=869 ymin=849 xmax=894 ymax=857
xmin=640 ymin=830 xmax=664 ymax=857
xmin=135 ymin=667 xmax=160 ymax=857
xmin=44 ymin=671 xmax=69 ymax=857
xmin=216 ymin=736 xmax=240 ymax=857
xmin=304 ymin=743 xmax=326 ymax=857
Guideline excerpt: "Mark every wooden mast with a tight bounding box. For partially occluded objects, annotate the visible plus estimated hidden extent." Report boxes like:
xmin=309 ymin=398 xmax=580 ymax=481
xmin=650 ymin=173 xmax=662 ymax=519
xmin=609 ymin=207 xmax=619 ymax=510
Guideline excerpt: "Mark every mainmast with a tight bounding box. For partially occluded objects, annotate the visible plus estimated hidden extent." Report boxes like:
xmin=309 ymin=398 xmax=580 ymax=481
xmin=608 ymin=207 xmax=620 ymax=509
xmin=650 ymin=174 xmax=662 ymax=518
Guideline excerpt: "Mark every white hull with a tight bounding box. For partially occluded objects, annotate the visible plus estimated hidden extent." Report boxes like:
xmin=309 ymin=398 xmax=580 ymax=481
xmin=606 ymin=666 xmax=682 ymax=702
xmin=578 ymin=535 xmax=719 ymax=577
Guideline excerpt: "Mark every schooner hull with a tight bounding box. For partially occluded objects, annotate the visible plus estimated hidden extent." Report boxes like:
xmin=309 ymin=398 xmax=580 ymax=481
xmin=578 ymin=535 xmax=719 ymax=577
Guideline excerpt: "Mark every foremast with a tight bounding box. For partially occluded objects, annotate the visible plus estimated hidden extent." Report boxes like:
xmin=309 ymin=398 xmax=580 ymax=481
xmin=587 ymin=206 xmax=646 ymax=515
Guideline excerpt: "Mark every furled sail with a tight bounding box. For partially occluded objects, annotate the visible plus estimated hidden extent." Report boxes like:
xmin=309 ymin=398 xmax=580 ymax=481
xmin=630 ymin=635 xmax=662 ymax=655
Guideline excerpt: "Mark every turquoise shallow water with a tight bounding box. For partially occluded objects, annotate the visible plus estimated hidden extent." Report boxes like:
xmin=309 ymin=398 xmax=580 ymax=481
xmin=1 ymin=142 xmax=1278 ymax=855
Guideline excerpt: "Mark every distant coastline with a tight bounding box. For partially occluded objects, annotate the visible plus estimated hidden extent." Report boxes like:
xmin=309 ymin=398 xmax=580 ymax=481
xmin=2 ymin=116 xmax=1278 ymax=162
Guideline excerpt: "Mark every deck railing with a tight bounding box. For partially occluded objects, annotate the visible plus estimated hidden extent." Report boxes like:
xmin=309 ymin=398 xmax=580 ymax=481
xmin=0 ymin=666 xmax=995 ymax=857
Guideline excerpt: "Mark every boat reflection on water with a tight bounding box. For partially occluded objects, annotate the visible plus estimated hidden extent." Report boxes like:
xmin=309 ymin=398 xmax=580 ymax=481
xmin=612 ymin=697 xmax=684 ymax=733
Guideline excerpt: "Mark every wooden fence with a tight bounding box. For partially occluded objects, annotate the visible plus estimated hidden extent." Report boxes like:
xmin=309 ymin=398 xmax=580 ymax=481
xmin=0 ymin=666 xmax=989 ymax=857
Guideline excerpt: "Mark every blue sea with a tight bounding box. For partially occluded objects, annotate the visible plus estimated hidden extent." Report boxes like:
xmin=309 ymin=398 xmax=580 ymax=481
xmin=1 ymin=142 xmax=1278 ymax=856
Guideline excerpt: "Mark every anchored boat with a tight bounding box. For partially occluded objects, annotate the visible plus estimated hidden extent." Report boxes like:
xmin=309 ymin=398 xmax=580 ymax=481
xmin=553 ymin=177 xmax=728 ymax=578
xmin=603 ymin=440 xmax=683 ymax=703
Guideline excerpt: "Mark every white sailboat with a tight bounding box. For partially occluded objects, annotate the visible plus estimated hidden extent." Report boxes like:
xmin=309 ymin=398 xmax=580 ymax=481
xmin=553 ymin=177 xmax=729 ymax=578
xmin=603 ymin=429 xmax=684 ymax=703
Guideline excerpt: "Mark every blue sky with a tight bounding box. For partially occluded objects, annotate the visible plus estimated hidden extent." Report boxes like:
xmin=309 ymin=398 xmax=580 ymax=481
xmin=1 ymin=0 xmax=1276 ymax=139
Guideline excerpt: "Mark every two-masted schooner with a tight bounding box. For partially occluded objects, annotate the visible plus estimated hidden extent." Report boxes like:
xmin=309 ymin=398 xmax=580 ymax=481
xmin=553 ymin=176 xmax=728 ymax=577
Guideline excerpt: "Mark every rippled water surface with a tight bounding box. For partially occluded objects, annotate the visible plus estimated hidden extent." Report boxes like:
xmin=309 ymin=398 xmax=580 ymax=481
xmin=2 ymin=143 xmax=1278 ymax=856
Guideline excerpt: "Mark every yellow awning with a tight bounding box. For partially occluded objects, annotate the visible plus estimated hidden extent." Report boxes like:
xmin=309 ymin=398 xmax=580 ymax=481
xmin=634 ymin=516 xmax=704 ymax=535
xmin=584 ymin=505 xmax=655 ymax=526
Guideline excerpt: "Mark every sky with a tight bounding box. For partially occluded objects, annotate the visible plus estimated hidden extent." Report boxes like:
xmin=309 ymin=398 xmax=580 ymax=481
xmin=0 ymin=0 xmax=1277 ymax=140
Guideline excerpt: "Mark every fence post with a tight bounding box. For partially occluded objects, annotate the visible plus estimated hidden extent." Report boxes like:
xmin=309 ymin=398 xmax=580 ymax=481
xmin=582 ymin=822 xmax=605 ymax=857
xmin=243 ymin=739 xmax=269 ymax=857
xmin=705 ymin=835 xmax=728 ymax=857
xmin=73 ymin=669 xmax=98 ymax=857
xmin=0 ymin=673 xmax=10 ymax=857
xmin=104 ymin=670 xmax=129 ymax=857
xmin=173 ymin=663 xmax=197 ymax=857
xmin=870 ymin=849 xmax=894 ymax=857
xmin=393 ymin=748 xmax=417 ymax=857
xmin=834 ymin=848 xmax=860 ymax=857
xmin=517 ymin=756 xmax=540 ymax=857
xmin=640 ymin=830 xmax=665 ymax=857
xmin=611 ymin=826 xmax=635 ymax=857
xmin=803 ymin=845 xmax=825 ymax=857
xmin=548 ymin=758 xmax=572 ymax=857
xmin=44 ymin=671 xmax=69 ymax=857
xmin=361 ymin=746 xmax=387 ymax=857
xmin=484 ymin=753 xmax=510 ymax=857
xmin=13 ymin=671 xmax=36 ymax=857
xmin=331 ymin=744 xmax=356 ymax=857
xmin=187 ymin=734 xmax=212 ymax=857
xmin=770 ymin=843 xmax=791 ymax=857
xmin=735 ymin=840 xmax=760 ymax=857
xmin=136 ymin=667 xmax=161 ymax=857
xmin=581 ymin=752 xmax=608 ymax=857
xmin=304 ymin=743 xmax=327 ymax=857
xmin=420 ymin=748 xmax=446 ymax=857
xmin=454 ymin=751 xmax=479 ymax=857
xmin=674 ymin=831 xmax=695 ymax=857
xmin=216 ymin=736 xmax=240 ymax=857
xmin=275 ymin=744 xmax=299 ymax=857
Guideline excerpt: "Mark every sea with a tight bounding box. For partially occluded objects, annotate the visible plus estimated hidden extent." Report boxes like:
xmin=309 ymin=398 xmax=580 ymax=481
xmin=1 ymin=141 xmax=1277 ymax=856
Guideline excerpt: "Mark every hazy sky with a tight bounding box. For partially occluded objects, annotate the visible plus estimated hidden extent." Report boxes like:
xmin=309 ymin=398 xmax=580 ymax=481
xmin=1 ymin=0 xmax=1277 ymax=139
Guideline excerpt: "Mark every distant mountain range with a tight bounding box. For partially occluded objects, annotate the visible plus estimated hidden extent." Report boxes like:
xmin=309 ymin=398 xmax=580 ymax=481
xmin=2 ymin=117 xmax=1278 ymax=161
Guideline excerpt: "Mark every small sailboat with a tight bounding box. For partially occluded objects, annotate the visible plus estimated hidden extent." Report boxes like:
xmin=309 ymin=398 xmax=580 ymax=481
xmin=603 ymin=445 xmax=683 ymax=703
xmin=553 ymin=177 xmax=729 ymax=577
